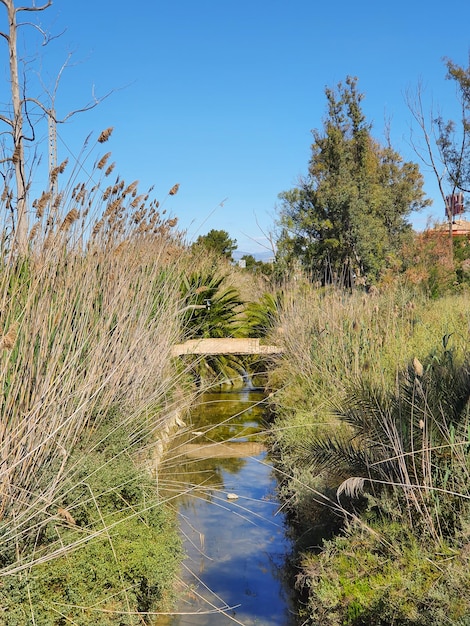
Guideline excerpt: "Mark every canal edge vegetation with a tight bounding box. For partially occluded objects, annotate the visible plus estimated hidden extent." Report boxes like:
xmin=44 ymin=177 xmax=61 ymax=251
xmin=266 ymin=284 xmax=470 ymax=625
xmin=259 ymin=61 xmax=470 ymax=626
xmin=0 ymin=140 xmax=196 ymax=622
xmin=2 ymin=4 xmax=470 ymax=622
xmin=0 ymin=134 xmax=272 ymax=622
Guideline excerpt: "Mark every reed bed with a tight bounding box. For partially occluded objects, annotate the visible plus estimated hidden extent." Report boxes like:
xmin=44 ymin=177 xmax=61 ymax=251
xmin=272 ymin=281 xmax=470 ymax=405
xmin=0 ymin=132 xmax=196 ymax=622
xmin=270 ymin=278 xmax=470 ymax=500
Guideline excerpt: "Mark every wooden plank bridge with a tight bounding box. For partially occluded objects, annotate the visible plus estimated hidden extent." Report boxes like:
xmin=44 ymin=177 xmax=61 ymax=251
xmin=171 ymin=337 xmax=283 ymax=357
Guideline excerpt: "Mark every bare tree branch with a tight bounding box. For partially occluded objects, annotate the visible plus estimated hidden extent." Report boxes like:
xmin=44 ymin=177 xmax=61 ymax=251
xmin=16 ymin=1 xmax=52 ymax=12
xmin=17 ymin=20 xmax=59 ymax=45
xmin=0 ymin=0 xmax=114 ymax=251
xmin=405 ymin=83 xmax=448 ymax=206
xmin=0 ymin=115 xmax=13 ymax=127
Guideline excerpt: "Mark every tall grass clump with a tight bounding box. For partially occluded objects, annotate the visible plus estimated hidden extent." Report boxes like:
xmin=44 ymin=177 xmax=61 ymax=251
xmin=292 ymin=349 xmax=470 ymax=625
xmin=0 ymin=131 xmax=190 ymax=622
xmin=271 ymin=280 xmax=470 ymax=419
xmin=268 ymin=279 xmax=470 ymax=624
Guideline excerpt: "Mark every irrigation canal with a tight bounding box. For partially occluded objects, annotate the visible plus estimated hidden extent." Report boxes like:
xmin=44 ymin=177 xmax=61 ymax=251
xmin=157 ymin=385 xmax=297 ymax=626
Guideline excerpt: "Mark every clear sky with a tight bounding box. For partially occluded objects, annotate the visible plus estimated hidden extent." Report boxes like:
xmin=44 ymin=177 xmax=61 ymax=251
xmin=6 ymin=0 xmax=470 ymax=255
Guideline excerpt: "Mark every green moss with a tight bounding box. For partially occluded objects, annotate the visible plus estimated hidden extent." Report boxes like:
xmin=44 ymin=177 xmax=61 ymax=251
xmin=298 ymin=520 xmax=470 ymax=626
xmin=1 ymin=511 xmax=182 ymax=625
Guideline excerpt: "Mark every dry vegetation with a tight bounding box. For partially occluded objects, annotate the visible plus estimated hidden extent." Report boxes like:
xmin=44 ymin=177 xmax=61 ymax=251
xmin=0 ymin=131 xmax=198 ymax=622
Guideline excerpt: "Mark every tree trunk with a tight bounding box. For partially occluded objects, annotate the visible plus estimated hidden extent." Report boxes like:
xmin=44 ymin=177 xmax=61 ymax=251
xmin=5 ymin=0 xmax=28 ymax=252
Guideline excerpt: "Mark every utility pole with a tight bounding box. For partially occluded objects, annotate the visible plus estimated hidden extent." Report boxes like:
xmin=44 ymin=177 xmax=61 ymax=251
xmin=445 ymin=192 xmax=465 ymax=264
xmin=48 ymin=108 xmax=57 ymax=198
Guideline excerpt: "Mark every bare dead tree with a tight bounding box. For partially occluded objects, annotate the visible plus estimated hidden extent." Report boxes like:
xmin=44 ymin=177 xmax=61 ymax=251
xmin=435 ymin=58 xmax=470 ymax=194
xmin=0 ymin=1 xmax=111 ymax=253
xmin=407 ymin=59 xmax=470 ymax=265
xmin=406 ymin=81 xmax=459 ymax=260
xmin=0 ymin=1 xmax=53 ymax=252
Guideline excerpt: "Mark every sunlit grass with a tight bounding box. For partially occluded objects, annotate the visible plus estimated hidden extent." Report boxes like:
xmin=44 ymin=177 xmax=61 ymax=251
xmin=268 ymin=279 xmax=470 ymax=625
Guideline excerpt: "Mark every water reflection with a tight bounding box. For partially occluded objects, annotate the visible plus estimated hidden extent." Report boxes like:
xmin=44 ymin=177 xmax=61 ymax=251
xmin=157 ymin=389 xmax=296 ymax=626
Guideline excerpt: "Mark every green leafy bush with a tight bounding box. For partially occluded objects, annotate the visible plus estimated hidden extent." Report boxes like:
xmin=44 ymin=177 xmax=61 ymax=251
xmin=298 ymin=518 xmax=470 ymax=626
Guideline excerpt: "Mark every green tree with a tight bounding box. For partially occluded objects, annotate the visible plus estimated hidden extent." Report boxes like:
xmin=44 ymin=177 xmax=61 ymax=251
xmin=241 ymin=253 xmax=257 ymax=270
xmin=193 ymin=229 xmax=237 ymax=261
xmin=276 ymin=77 xmax=430 ymax=285
xmin=241 ymin=254 xmax=273 ymax=277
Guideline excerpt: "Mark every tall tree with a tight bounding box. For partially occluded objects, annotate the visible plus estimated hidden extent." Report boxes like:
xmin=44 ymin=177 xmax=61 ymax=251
xmin=407 ymin=58 xmax=470 ymax=258
xmin=436 ymin=58 xmax=470 ymax=194
xmin=276 ymin=77 xmax=429 ymax=285
xmin=0 ymin=1 xmax=53 ymax=251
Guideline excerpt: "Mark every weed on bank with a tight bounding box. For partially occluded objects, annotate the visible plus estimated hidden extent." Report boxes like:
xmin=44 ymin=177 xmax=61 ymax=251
xmin=269 ymin=282 xmax=470 ymax=625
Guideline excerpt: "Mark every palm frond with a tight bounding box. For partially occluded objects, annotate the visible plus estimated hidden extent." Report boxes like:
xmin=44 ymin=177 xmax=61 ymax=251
xmin=303 ymin=435 xmax=375 ymax=477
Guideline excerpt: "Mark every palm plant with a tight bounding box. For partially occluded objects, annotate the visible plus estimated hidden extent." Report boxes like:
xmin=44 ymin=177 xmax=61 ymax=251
xmin=242 ymin=291 xmax=283 ymax=338
xmin=304 ymin=343 xmax=470 ymax=539
xmin=180 ymin=271 xmax=246 ymax=383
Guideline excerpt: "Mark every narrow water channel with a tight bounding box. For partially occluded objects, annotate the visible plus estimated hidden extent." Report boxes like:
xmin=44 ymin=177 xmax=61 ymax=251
xmin=158 ymin=386 xmax=297 ymax=626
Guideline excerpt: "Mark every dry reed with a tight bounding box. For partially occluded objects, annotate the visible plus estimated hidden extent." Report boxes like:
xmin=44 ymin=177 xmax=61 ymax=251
xmin=0 ymin=135 xmax=193 ymax=589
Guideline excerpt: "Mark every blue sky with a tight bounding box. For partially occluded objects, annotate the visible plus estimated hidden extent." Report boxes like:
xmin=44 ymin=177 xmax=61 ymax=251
xmin=7 ymin=0 xmax=470 ymax=255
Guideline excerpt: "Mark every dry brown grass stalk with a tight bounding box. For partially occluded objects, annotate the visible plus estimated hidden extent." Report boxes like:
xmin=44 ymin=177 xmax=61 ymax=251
xmin=28 ymin=222 xmax=41 ymax=241
xmin=0 ymin=322 xmax=18 ymax=350
xmin=0 ymin=141 xmax=193 ymax=584
xmin=59 ymin=208 xmax=79 ymax=232
xmin=105 ymin=162 xmax=115 ymax=177
xmin=98 ymin=127 xmax=114 ymax=143
xmin=96 ymin=152 xmax=111 ymax=170
xmin=0 ymin=240 xmax=185 ymax=534
xmin=33 ymin=191 xmax=51 ymax=218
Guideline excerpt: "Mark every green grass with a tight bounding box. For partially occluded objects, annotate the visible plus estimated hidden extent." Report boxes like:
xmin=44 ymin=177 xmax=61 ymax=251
xmin=298 ymin=517 xmax=470 ymax=626
xmin=268 ymin=281 xmax=470 ymax=625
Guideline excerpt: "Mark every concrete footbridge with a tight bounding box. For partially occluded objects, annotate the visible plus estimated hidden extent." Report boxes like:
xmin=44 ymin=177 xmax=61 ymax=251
xmin=171 ymin=337 xmax=283 ymax=357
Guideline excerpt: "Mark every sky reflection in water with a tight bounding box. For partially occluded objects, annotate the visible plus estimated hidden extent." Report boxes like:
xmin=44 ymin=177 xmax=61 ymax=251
xmin=158 ymin=390 xmax=296 ymax=626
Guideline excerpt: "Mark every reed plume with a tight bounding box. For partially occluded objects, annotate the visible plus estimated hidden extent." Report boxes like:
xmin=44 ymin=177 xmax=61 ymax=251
xmin=0 ymin=322 xmax=18 ymax=350
xmin=98 ymin=127 xmax=114 ymax=143
xmin=59 ymin=208 xmax=80 ymax=232
xmin=33 ymin=191 xmax=51 ymax=218
xmin=105 ymin=162 xmax=115 ymax=177
xmin=28 ymin=222 xmax=41 ymax=241
xmin=96 ymin=152 xmax=111 ymax=170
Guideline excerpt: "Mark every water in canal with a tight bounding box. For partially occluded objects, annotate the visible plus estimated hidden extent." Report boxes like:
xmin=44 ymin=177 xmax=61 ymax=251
xmin=158 ymin=386 xmax=297 ymax=626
